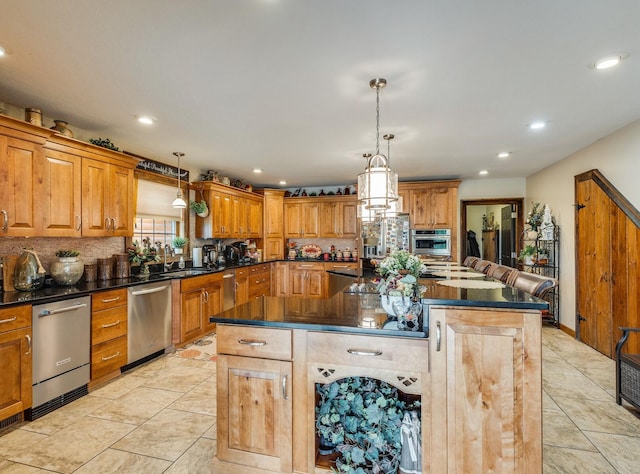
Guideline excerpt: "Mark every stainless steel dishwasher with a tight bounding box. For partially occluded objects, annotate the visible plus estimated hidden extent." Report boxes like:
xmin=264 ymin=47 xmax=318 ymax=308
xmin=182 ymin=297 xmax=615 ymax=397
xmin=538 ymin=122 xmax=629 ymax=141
xmin=127 ymin=281 xmax=172 ymax=366
xmin=29 ymin=296 xmax=91 ymax=420
xmin=222 ymin=270 xmax=235 ymax=311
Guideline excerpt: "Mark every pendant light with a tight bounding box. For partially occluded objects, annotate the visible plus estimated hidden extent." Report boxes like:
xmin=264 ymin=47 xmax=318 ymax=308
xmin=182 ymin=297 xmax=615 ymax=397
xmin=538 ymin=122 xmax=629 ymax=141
xmin=382 ymin=133 xmax=399 ymax=218
xmin=358 ymin=153 xmax=377 ymax=223
xmin=171 ymin=152 xmax=187 ymax=209
xmin=357 ymin=78 xmax=398 ymax=215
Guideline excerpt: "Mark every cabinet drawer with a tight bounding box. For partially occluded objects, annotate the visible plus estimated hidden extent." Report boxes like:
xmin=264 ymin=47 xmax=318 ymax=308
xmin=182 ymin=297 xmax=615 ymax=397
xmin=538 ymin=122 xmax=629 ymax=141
xmin=181 ymin=272 xmax=222 ymax=293
xmin=249 ymin=281 xmax=270 ymax=299
xmin=307 ymin=332 xmax=429 ymax=372
xmin=250 ymin=263 xmax=271 ymax=274
xmin=91 ymin=335 xmax=127 ymax=380
xmin=324 ymin=262 xmax=358 ymax=272
xmin=290 ymin=262 xmax=324 ymax=271
xmin=235 ymin=267 xmax=249 ymax=278
xmin=217 ymin=324 xmax=292 ymax=360
xmin=92 ymin=306 xmax=127 ymax=345
xmin=92 ymin=288 xmax=127 ymax=312
xmin=0 ymin=305 xmax=31 ymax=332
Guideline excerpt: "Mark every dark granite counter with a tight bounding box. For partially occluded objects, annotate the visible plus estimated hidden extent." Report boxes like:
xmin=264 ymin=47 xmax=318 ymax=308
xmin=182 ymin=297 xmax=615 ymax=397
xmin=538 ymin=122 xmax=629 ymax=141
xmin=210 ymin=277 xmax=548 ymax=339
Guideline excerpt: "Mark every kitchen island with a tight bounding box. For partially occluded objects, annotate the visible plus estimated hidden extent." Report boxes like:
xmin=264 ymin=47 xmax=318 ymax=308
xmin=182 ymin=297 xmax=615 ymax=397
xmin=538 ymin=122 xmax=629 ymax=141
xmin=211 ymin=281 xmax=546 ymax=473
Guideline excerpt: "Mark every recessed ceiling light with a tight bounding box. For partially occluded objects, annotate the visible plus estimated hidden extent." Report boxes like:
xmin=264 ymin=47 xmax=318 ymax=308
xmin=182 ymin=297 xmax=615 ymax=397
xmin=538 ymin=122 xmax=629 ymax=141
xmin=0 ymin=46 xmax=6 ymax=57
xmin=497 ymin=151 xmax=511 ymax=159
xmin=253 ymin=168 xmax=262 ymax=174
xmin=136 ymin=115 xmax=155 ymax=125
xmin=279 ymin=180 xmax=287 ymax=185
xmin=479 ymin=170 xmax=489 ymax=176
xmin=529 ymin=121 xmax=546 ymax=130
xmin=594 ymin=55 xmax=622 ymax=70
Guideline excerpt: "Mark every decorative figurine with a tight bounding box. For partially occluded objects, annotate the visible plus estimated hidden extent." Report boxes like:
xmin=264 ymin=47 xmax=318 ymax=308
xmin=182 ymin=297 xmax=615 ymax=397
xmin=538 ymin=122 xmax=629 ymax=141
xmin=540 ymin=204 xmax=555 ymax=241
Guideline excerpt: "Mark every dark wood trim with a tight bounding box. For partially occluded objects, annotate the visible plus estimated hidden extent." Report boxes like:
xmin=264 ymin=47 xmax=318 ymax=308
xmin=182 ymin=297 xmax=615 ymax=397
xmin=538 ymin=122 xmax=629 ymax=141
xmin=459 ymin=198 xmax=525 ymax=262
xmin=575 ymin=169 xmax=640 ymax=228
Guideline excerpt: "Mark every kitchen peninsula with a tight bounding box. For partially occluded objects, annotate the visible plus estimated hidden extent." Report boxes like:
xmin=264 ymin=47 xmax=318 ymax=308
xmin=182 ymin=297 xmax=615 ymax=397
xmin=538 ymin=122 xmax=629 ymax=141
xmin=211 ymin=280 xmax=546 ymax=473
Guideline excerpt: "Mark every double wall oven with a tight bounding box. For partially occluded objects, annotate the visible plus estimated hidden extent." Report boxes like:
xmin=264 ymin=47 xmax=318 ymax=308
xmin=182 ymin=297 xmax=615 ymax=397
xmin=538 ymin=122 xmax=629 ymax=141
xmin=410 ymin=229 xmax=451 ymax=257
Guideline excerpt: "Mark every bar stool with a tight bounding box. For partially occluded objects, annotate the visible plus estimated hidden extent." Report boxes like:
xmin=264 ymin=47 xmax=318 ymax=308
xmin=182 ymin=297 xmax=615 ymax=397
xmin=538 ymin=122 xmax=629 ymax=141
xmin=462 ymin=256 xmax=479 ymax=268
xmin=488 ymin=264 xmax=517 ymax=283
xmin=474 ymin=260 xmax=493 ymax=273
xmin=510 ymin=271 xmax=558 ymax=298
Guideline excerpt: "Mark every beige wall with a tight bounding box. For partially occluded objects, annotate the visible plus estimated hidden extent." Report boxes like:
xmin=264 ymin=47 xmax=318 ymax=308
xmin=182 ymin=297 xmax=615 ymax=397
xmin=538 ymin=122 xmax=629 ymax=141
xmin=526 ymin=118 xmax=640 ymax=331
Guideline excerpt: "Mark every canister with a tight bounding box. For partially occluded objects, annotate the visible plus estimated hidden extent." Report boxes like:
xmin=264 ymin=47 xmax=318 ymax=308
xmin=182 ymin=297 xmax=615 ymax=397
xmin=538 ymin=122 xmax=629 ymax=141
xmin=113 ymin=253 xmax=130 ymax=279
xmin=25 ymin=108 xmax=43 ymax=127
xmin=97 ymin=257 xmax=113 ymax=281
xmin=83 ymin=263 xmax=97 ymax=282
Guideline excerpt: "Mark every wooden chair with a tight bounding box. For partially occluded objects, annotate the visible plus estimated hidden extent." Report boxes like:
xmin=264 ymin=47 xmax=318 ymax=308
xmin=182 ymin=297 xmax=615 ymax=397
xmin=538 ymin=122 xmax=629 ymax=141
xmin=488 ymin=264 xmax=517 ymax=283
xmin=462 ymin=256 xmax=479 ymax=268
xmin=616 ymin=328 xmax=640 ymax=408
xmin=510 ymin=271 xmax=558 ymax=298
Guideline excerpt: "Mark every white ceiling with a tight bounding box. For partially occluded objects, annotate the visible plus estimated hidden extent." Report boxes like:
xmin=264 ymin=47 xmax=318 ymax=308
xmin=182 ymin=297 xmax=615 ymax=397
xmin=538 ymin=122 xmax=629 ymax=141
xmin=1 ymin=1 xmax=639 ymax=188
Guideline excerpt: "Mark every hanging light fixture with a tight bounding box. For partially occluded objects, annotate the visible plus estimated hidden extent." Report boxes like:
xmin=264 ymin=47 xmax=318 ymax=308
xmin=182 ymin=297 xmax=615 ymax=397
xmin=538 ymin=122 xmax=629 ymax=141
xmin=382 ymin=133 xmax=400 ymax=218
xmin=171 ymin=152 xmax=187 ymax=209
xmin=357 ymin=153 xmax=377 ymax=223
xmin=358 ymin=78 xmax=398 ymax=216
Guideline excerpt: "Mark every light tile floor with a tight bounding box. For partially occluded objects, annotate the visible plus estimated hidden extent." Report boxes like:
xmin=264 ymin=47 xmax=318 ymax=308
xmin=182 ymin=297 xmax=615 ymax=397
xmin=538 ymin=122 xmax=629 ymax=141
xmin=1 ymin=327 xmax=639 ymax=473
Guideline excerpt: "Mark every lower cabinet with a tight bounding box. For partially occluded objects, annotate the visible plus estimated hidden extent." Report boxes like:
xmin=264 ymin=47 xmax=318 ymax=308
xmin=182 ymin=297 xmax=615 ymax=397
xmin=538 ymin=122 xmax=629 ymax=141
xmin=179 ymin=273 xmax=223 ymax=345
xmin=216 ymin=325 xmax=292 ymax=472
xmin=249 ymin=263 xmax=271 ymax=299
xmin=235 ymin=267 xmax=249 ymax=306
xmin=429 ymin=306 xmax=542 ymax=473
xmin=289 ymin=262 xmax=324 ymax=298
xmin=0 ymin=305 xmax=32 ymax=422
xmin=90 ymin=288 xmax=128 ymax=383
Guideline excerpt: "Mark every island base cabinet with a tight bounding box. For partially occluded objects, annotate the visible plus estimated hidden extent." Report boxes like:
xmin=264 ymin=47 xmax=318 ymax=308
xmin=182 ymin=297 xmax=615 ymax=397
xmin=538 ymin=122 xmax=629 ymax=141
xmin=429 ymin=306 xmax=542 ymax=474
xmin=217 ymin=354 xmax=292 ymax=472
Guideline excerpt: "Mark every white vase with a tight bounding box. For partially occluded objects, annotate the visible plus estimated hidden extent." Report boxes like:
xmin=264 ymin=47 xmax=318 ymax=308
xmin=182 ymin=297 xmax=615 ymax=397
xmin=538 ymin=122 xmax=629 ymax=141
xmin=380 ymin=295 xmax=411 ymax=318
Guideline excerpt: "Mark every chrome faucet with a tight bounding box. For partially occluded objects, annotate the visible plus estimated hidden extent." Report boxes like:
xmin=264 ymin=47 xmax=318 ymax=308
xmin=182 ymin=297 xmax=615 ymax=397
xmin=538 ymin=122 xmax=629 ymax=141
xmin=163 ymin=245 xmax=173 ymax=272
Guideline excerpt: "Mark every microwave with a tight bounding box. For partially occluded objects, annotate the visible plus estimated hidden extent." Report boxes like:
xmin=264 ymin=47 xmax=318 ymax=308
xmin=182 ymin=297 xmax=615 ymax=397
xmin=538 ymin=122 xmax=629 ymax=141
xmin=410 ymin=229 xmax=451 ymax=256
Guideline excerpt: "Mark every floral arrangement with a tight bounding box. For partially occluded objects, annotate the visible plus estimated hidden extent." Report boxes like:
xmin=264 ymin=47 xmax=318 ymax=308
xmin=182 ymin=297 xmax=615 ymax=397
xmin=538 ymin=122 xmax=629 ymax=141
xmin=127 ymin=241 xmax=160 ymax=264
xmin=526 ymin=202 xmax=543 ymax=231
xmin=375 ymin=249 xmax=426 ymax=297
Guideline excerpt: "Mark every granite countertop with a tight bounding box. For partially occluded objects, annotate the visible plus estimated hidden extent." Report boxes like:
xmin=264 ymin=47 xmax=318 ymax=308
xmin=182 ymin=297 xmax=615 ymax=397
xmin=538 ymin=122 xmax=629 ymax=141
xmin=210 ymin=277 xmax=548 ymax=339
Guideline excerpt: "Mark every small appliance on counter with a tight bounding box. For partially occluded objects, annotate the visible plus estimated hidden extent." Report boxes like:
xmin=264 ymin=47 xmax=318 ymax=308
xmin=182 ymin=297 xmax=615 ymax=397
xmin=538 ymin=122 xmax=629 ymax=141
xmin=224 ymin=245 xmax=240 ymax=265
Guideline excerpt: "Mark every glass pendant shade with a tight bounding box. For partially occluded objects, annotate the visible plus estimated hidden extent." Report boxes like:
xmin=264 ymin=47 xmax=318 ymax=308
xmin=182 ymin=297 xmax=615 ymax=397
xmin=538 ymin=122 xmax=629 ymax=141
xmin=172 ymin=190 xmax=187 ymax=209
xmin=358 ymin=153 xmax=398 ymax=212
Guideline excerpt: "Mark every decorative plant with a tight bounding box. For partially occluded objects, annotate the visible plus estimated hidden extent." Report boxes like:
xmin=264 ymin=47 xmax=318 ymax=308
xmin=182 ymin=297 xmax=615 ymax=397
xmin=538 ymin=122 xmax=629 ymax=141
xmin=375 ymin=250 xmax=426 ymax=297
xmin=189 ymin=200 xmax=208 ymax=215
xmin=315 ymin=377 xmax=420 ymax=474
xmin=127 ymin=241 xmax=160 ymax=264
xmin=518 ymin=245 xmax=537 ymax=262
xmin=526 ymin=202 xmax=543 ymax=231
xmin=89 ymin=137 xmax=119 ymax=151
xmin=171 ymin=236 xmax=188 ymax=249
xmin=55 ymin=250 xmax=80 ymax=258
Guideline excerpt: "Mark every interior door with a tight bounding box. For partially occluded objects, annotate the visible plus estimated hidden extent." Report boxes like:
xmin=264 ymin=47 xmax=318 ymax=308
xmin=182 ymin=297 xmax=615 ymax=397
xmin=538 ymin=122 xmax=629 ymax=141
xmin=500 ymin=205 xmax=516 ymax=266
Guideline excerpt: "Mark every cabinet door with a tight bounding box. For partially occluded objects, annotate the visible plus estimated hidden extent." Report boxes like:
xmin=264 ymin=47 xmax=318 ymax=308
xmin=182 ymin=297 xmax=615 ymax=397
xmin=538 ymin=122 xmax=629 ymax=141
xmin=235 ymin=268 xmax=249 ymax=306
xmin=429 ymin=187 xmax=455 ymax=228
xmin=38 ymin=148 xmax=82 ymax=237
xmin=231 ymin=195 xmax=248 ymax=238
xmin=319 ymin=201 xmax=339 ymax=238
xmin=217 ymin=354 xmax=292 ymax=472
xmin=288 ymin=268 xmax=307 ymax=297
xmin=109 ymin=164 xmax=135 ymax=236
xmin=302 ymin=202 xmax=320 ymax=238
xmin=429 ymin=307 xmax=542 ymax=474
xmin=248 ymin=198 xmax=263 ymax=238
xmin=81 ymin=158 xmax=110 ymax=236
xmin=265 ymin=237 xmax=284 ymax=260
xmin=203 ymin=278 xmax=223 ymax=332
xmin=340 ymin=201 xmax=358 ymax=238
xmin=409 ymin=189 xmax=431 ymax=229
xmin=181 ymin=287 xmax=205 ymax=342
xmin=219 ymin=192 xmax=232 ymax=238
xmin=0 ymin=327 xmax=33 ymax=420
xmin=307 ymin=270 xmax=325 ymax=298
xmin=0 ymin=136 xmax=40 ymax=236
xmin=284 ymin=202 xmax=303 ymax=237
xmin=264 ymin=192 xmax=284 ymax=238
xmin=273 ymin=262 xmax=289 ymax=297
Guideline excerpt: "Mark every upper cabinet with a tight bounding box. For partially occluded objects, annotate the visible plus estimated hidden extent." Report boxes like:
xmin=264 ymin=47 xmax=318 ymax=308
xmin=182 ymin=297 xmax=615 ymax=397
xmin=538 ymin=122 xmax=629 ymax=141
xmin=262 ymin=189 xmax=285 ymax=260
xmin=404 ymin=180 xmax=460 ymax=229
xmin=193 ymin=181 xmax=263 ymax=240
xmin=284 ymin=196 xmax=357 ymax=240
xmin=0 ymin=115 xmax=139 ymax=238
xmin=284 ymin=200 xmax=320 ymax=238
xmin=318 ymin=197 xmax=358 ymax=239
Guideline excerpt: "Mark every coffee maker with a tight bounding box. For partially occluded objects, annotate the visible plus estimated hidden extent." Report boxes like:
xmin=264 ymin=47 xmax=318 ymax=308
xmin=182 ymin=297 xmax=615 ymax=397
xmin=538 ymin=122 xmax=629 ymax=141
xmin=232 ymin=241 xmax=248 ymax=263
xmin=224 ymin=245 xmax=240 ymax=265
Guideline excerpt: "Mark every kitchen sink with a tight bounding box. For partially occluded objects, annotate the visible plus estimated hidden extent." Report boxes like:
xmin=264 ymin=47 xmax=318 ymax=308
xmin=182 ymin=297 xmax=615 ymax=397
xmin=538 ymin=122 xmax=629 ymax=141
xmin=163 ymin=269 xmax=211 ymax=278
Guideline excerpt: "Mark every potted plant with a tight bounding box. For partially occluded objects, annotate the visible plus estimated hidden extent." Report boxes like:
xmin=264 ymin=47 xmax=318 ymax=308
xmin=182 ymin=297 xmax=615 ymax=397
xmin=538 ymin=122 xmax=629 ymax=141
xmin=535 ymin=248 xmax=549 ymax=265
xmin=50 ymin=250 xmax=84 ymax=286
xmin=172 ymin=236 xmax=188 ymax=254
xmin=519 ymin=245 xmax=536 ymax=265
xmin=315 ymin=376 xmax=419 ymax=474
xmin=189 ymin=199 xmax=209 ymax=217
xmin=525 ymin=202 xmax=543 ymax=240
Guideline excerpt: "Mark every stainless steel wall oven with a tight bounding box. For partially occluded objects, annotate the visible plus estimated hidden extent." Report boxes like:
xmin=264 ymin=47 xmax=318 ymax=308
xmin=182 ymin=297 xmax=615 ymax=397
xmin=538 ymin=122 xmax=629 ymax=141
xmin=410 ymin=229 xmax=451 ymax=257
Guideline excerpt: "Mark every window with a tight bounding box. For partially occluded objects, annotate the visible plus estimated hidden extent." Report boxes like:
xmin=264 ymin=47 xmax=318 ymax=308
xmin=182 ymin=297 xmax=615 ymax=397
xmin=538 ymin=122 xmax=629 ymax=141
xmin=133 ymin=217 xmax=177 ymax=249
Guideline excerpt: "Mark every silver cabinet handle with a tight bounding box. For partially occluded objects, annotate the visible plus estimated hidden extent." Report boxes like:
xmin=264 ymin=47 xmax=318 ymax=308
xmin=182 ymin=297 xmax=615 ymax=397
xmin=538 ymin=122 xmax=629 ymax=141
xmin=102 ymin=351 xmax=121 ymax=361
xmin=300 ymin=264 xmax=315 ymax=268
xmin=25 ymin=334 xmax=31 ymax=355
xmin=238 ymin=338 xmax=267 ymax=346
xmin=347 ymin=348 xmax=383 ymax=356
xmin=105 ymin=217 xmax=111 ymax=231
xmin=75 ymin=215 xmax=81 ymax=231
xmin=1 ymin=210 xmax=8 ymax=231
xmin=203 ymin=290 xmax=209 ymax=304
xmin=38 ymin=303 xmax=88 ymax=316
xmin=0 ymin=316 xmax=17 ymax=324
xmin=101 ymin=296 xmax=121 ymax=303
xmin=282 ymin=373 xmax=288 ymax=400
xmin=130 ymin=285 xmax=169 ymax=296
xmin=101 ymin=320 xmax=121 ymax=328
xmin=436 ymin=321 xmax=442 ymax=352
xmin=223 ymin=273 xmax=234 ymax=279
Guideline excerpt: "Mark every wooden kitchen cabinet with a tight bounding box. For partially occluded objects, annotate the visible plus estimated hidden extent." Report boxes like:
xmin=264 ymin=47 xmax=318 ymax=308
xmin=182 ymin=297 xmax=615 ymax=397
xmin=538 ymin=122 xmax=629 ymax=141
xmin=273 ymin=262 xmax=290 ymax=297
xmin=319 ymin=197 xmax=358 ymax=238
xmin=289 ymin=262 xmax=324 ymax=298
xmin=262 ymin=189 xmax=286 ymax=260
xmin=90 ymin=288 xmax=128 ymax=384
xmin=247 ymin=197 xmax=263 ymax=238
xmin=248 ymin=263 xmax=271 ymax=299
xmin=284 ymin=200 xmax=320 ymax=238
xmin=216 ymin=325 xmax=293 ymax=472
xmin=82 ymin=157 xmax=135 ymax=236
xmin=429 ymin=306 xmax=542 ymax=473
xmin=409 ymin=185 xmax=457 ymax=229
xmin=235 ymin=267 xmax=249 ymax=306
xmin=179 ymin=272 xmax=223 ymax=345
xmin=0 ymin=123 xmax=48 ymax=236
xmin=0 ymin=305 xmax=32 ymax=423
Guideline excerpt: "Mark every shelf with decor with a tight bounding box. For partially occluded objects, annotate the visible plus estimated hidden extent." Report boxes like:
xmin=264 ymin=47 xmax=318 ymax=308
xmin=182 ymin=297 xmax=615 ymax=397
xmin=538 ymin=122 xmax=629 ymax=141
xmin=519 ymin=225 xmax=559 ymax=326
